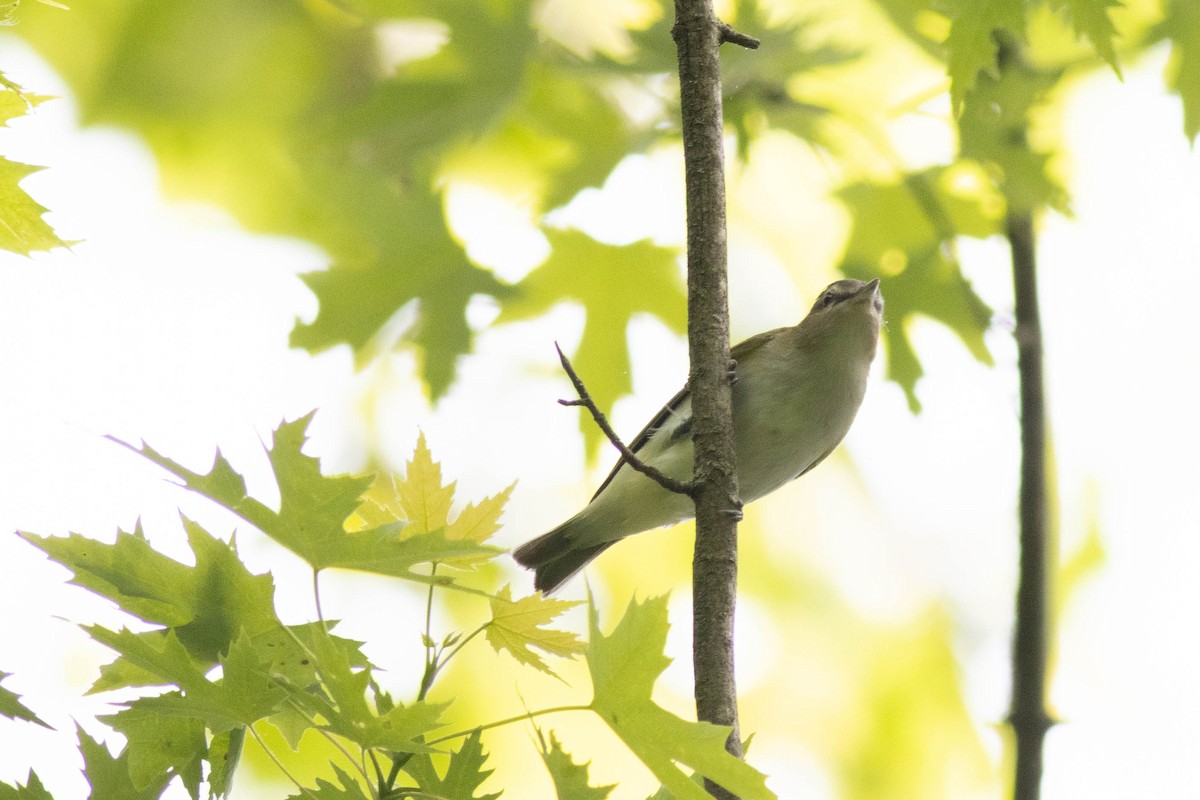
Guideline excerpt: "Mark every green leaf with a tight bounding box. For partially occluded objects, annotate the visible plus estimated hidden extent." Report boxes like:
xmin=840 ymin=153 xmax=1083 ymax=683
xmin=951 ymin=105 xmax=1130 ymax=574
xmin=0 ymin=771 xmax=53 ymax=800
xmin=284 ymin=765 xmax=371 ymax=800
xmin=76 ymin=724 xmax=171 ymax=800
xmin=535 ymin=728 xmax=615 ymax=800
xmin=402 ymin=729 xmax=500 ymax=800
xmin=0 ymin=78 xmax=67 ymax=256
xmin=22 ymin=518 xmax=282 ymax=674
xmin=90 ymin=629 xmax=286 ymax=733
xmin=587 ymin=595 xmax=774 ymax=800
xmin=957 ymin=54 xmax=1069 ymax=215
xmin=102 ymin=709 xmax=206 ymax=799
xmin=291 ymin=190 xmax=513 ymax=398
xmin=0 ymin=673 xmax=51 ymax=729
xmin=0 ymin=157 xmax=67 ymax=255
xmin=285 ymin=627 xmax=447 ymax=752
xmin=1156 ymin=0 xmax=1200 ymax=142
xmin=113 ymin=415 xmax=498 ymax=583
xmin=498 ymin=229 xmax=684 ymax=459
xmin=1049 ymin=0 xmax=1122 ymax=76
xmin=944 ymin=0 xmax=1026 ymax=112
xmin=206 ymin=727 xmax=243 ymax=799
xmin=485 ymin=585 xmax=585 ymax=675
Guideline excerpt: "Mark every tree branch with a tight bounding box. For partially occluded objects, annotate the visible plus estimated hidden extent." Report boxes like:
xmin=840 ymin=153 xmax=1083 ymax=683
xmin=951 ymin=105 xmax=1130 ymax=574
xmin=1007 ymin=206 xmax=1055 ymax=800
xmin=555 ymin=343 xmax=695 ymax=497
xmin=718 ymin=22 xmax=760 ymax=49
xmin=998 ymin=36 xmax=1056 ymax=800
xmin=673 ymin=1 xmax=744 ymax=797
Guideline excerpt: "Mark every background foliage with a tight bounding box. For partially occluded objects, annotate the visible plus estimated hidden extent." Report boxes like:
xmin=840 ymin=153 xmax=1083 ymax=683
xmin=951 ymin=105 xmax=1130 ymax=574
xmin=2 ymin=0 xmax=1199 ymax=797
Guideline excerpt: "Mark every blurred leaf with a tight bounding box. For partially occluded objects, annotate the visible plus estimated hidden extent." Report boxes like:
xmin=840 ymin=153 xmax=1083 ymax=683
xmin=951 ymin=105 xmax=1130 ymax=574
xmin=868 ymin=0 xmax=947 ymax=60
xmin=290 ymin=189 xmax=513 ymax=399
xmin=1053 ymin=483 xmax=1106 ymax=619
xmin=837 ymin=611 xmax=992 ymax=799
xmin=402 ymin=729 xmax=500 ymax=800
xmin=1048 ymin=0 xmax=1122 ymax=76
xmin=535 ymin=728 xmax=616 ymax=800
xmin=485 ymin=585 xmax=585 ymax=675
xmin=836 ymin=166 xmax=997 ymax=410
xmin=587 ymin=595 xmax=775 ymax=800
xmin=499 ymin=229 xmax=684 ymax=459
xmin=0 ymin=673 xmax=50 ymax=729
xmin=944 ymin=0 xmax=1026 ymax=112
xmin=1154 ymin=0 xmax=1200 ymax=142
xmin=958 ymin=55 xmax=1069 ymax=215
xmin=12 ymin=0 xmax=531 ymax=395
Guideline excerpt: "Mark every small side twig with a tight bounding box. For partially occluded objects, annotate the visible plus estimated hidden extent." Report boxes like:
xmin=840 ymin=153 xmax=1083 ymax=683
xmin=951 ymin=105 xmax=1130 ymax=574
xmin=555 ymin=343 xmax=695 ymax=497
xmin=717 ymin=22 xmax=760 ymax=49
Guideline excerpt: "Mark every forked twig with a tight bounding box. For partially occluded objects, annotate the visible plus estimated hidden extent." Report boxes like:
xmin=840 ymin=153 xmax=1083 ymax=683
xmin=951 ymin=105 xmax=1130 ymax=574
xmin=554 ymin=343 xmax=695 ymax=497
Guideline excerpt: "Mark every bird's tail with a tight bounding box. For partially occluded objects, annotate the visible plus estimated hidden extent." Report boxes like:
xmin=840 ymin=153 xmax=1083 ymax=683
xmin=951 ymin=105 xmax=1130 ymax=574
xmin=512 ymin=523 xmax=615 ymax=595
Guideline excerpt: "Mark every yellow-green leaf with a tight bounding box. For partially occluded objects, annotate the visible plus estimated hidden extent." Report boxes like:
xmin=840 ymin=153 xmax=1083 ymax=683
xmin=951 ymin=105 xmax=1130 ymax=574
xmin=397 ymin=432 xmax=456 ymax=537
xmin=485 ymin=585 xmax=584 ymax=675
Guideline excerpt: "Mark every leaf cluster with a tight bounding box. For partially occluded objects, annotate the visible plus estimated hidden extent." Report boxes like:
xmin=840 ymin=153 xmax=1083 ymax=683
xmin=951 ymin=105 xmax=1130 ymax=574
xmin=6 ymin=0 xmax=1200 ymax=426
xmin=6 ymin=417 xmax=775 ymax=799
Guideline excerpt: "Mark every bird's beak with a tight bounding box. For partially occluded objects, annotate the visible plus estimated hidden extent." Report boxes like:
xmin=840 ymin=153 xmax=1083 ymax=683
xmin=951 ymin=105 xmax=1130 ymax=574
xmin=856 ymin=278 xmax=883 ymax=314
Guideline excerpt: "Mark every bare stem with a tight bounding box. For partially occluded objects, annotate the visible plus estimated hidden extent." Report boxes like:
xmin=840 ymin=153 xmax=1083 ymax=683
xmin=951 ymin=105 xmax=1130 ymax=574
xmin=997 ymin=37 xmax=1056 ymax=800
xmin=1007 ymin=208 xmax=1055 ymax=800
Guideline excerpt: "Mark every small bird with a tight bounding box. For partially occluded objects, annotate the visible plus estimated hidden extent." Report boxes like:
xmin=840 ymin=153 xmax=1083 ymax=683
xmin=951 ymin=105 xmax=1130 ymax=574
xmin=514 ymin=278 xmax=883 ymax=594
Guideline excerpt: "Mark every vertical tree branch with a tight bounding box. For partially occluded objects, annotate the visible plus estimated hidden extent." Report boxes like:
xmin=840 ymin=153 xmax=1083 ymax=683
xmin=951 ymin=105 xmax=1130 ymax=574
xmin=997 ymin=37 xmax=1055 ymax=798
xmin=1006 ymin=207 xmax=1054 ymax=800
xmin=672 ymin=2 xmax=749 ymax=797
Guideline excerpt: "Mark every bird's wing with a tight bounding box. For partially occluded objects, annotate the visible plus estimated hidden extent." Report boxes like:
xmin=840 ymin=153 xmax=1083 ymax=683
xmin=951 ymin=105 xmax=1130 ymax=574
xmin=588 ymin=327 xmax=786 ymax=501
xmin=590 ymin=383 xmax=691 ymax=500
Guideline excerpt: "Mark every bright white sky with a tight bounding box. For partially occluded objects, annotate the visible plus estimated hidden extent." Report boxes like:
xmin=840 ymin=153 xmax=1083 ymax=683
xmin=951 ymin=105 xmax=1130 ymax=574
xmin=1 ymin=35 xmax=1198 ymax=800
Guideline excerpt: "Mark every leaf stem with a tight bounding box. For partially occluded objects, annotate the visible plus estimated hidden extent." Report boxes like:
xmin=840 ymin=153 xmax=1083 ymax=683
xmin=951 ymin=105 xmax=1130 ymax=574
xmin=313 ymin=568 xmax=326 ymax=627
xmin=425 ymin=705 xmax=590 ymax=747
xmin=247 ymin=724 xmax=319 ymax=799
xmin=439 ymin=622 xmax=489 ymax=669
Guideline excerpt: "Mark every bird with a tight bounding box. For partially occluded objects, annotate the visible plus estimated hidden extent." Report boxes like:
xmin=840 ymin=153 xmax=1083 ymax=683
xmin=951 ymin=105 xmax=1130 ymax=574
xmin=513 ymin=278 xmax=883 ymax=595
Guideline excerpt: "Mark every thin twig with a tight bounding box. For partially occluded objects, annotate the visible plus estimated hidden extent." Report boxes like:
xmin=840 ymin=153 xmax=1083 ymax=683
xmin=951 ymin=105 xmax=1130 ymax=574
xmin=424 ymin=704 xmax=590 ymax=747
xmin=554 ymin=342 xmax=695 ymax=497
xmin=718 ymin=22 xmax=760 ymax=49
xmin=247 ymin=724 xmax=319 ymax=799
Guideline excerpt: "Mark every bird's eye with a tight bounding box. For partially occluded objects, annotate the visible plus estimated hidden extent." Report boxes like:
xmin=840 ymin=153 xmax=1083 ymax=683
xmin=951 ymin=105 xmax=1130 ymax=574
xmin=821 ymin=292 xmax=837 ymax=308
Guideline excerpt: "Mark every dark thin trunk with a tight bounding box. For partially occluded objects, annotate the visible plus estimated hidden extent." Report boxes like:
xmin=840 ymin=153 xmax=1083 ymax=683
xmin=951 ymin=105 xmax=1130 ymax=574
xmin=1006 ymin=209 xmax=1054 ymax=800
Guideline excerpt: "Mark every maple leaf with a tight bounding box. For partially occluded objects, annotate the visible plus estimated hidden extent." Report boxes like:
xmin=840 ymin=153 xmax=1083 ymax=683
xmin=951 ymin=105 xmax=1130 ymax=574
xmin=114 ymin=415 xmax=497 ymax=584
xmin=485 ymin=585 xmax=584 ymax=675
xmin=0 ymin=673 xmax=50 ymax=729
xmin=587 ymin=595 xmax=774 ymax=800
xmin=535 ymin=728 xmax=615 ymax=800
xmin=354 ymin=432 xmax=514 ymax=568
